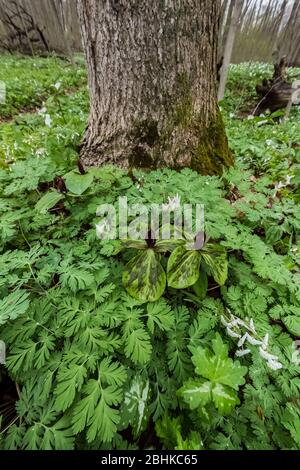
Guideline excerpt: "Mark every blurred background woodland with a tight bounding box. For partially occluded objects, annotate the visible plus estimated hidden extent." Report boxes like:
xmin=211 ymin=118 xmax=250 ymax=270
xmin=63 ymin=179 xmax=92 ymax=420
xmin=0 ymin=0 xmax=299 ymax=66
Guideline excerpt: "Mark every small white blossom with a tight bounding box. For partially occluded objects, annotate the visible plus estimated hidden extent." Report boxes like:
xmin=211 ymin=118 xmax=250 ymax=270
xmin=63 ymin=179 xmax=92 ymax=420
xmin=259 ymin=347 xmax=278 ymax=362
xmin=36 ymin=148 xmax=46 ymax=157
xmin=262 ymin=333 xmax=269 ymax=351
xmin=267 ymin=359 xmax=283 ymax=371
xmin=245 ymin=334 xmax=262 ymax=346
xmin=275 ymin=175 xmax=294 ymax=193
xmin=285 ymin=175 xmax=294 ymax=186
xmin=222 ymin=311 xmax=284 ymax=371
xmin=54 ymin=81 xmax=61 ymax=90
xmin=45 ymin=114 xmax=52 ymax=127
xmin=249 ymin=319 xmax=256 ymax=334
xmin=238 ymin=334 xmax=248 ymax=348
xmin=236 ymin=318 xmax=248 ymax=329
xmin=226 ymin=327 xmax=241 ymax=339
xmin=235 ymin=349 xmax=251 ymax=358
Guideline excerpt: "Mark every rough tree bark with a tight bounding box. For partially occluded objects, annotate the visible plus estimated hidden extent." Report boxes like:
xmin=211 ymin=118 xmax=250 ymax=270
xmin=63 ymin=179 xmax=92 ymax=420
xmin=77 ymin=0 xmax=233 ymax=175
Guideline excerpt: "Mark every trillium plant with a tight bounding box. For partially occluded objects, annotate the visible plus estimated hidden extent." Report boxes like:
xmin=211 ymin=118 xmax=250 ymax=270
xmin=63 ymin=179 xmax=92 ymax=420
xmin=118 ymin=226 xmax=228 ymax=303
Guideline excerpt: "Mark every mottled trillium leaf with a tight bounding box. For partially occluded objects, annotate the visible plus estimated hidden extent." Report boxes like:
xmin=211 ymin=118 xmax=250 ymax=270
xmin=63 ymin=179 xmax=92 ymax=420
xmin=167 ymin=246 xmax=201 ymax=289
xmin=35 ymin=191 xmax=64 ymax=214
xmin=123 ymin=249 xmax=166 ymax=302
xmin=155 ymin=238 xmax=185 ymax=253
xmin=121 ymin=240 xmax=148 ymax=250
xmin=201 ymin=244 xmax=228 ymax=286
xmin=64 ymin=170 xmax=94 ymax=195
xmin=192 ymin=270 xmax=208 ymax=300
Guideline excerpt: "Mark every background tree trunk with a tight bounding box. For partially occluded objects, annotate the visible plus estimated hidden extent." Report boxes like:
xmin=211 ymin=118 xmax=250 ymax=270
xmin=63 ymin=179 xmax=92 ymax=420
xmin=77 ymin=0 xmax=233 ymax=175
xmin=218 ymin=0 xmax=243 ymax=101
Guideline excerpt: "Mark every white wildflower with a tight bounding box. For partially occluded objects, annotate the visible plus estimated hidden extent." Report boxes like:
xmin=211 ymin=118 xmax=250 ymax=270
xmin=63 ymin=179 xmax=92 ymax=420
xmin=54 ymin=81 xmax=61 ymax=90
xmin=221 ymin=315 xmax=229 ymax=327
xmin=238 ymin=334 xmax=248 ymax=348
xmin=259 ymin=347 xmax=278 ymax=362
xmin=249 ymin=319 xmax=256 ymax=334
xmin=285 ymin=175 xmax=294 ymax=186
xmin=235 ymin=349 xmax=251 ymax=358
xmin=36 ymin=148 xmax=46 ymax=157
xmin=261 ymin=333 xmax=269 ymax=351
xmin=228 ymin=319 xmax=239 ymax=328
xmin=257 ymin=120 xmax=269 ymax=127
xmin=236 ymin=318 xmax=248 ymax=329
xmin=267 ymin=359 xmax=283 ymax=371
xmin=226 ymin=327 xmax=241 ymax=339
xmin=45 ymin=114 xmax=52 ymax=128
xmin=245 ymin=335 xmax=262 ymax=346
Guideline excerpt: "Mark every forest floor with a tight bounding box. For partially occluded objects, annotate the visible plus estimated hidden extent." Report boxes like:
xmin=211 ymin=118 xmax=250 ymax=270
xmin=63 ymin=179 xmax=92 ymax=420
xmin=0 ymin=55 xmax=300 ymax=450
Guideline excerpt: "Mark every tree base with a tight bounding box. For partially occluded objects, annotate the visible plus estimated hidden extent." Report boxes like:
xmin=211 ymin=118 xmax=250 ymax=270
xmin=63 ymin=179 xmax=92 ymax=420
xmin=80 ymin=109 xmax=233 ymax=176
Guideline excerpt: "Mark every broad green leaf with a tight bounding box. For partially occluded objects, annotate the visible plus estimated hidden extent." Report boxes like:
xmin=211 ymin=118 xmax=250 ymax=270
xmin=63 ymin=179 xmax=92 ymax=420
xmin=192 ymin=270 xmax=208 ymax=300
xmin=175 ymin=431 xmax=203 ymax=451
xmin=120 ymin=377 xmax=150 ymax=437
xmin=35 ymin=191 xmax=64 ymax=214
xmin=155 ymin=239 xmax=185 ymax=253
xmin=178 ymin=334 xmax=247 ymax=417
xmin=121 ymin=240 xmax=148 ymax=250
xmin=64 ymin=170 xmax=94 ymax=195
xmin=123 ymin=249 xmax=166 ymax=302
xmin=211 ymin=383 xmax=240 ymax=414
xmin=167 ymin=246 xmax=201 ymax=289
xmin=201 ymin=245 xmax=228 ymax=286
xmin=192 ymin=346 xmax=246 ymax=390
xmin=177 ymin=379 xmax=212 ymax=410
xmin=283 ymin=316 xmax=300 ymax=337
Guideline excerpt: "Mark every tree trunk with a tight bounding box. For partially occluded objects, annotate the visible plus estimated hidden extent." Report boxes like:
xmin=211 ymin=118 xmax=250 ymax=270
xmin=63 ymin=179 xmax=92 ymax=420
xmin=77 ymin=0 xmax=233 ymax=175
xmin=218 ymin=0 xmax=243 ymax=101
